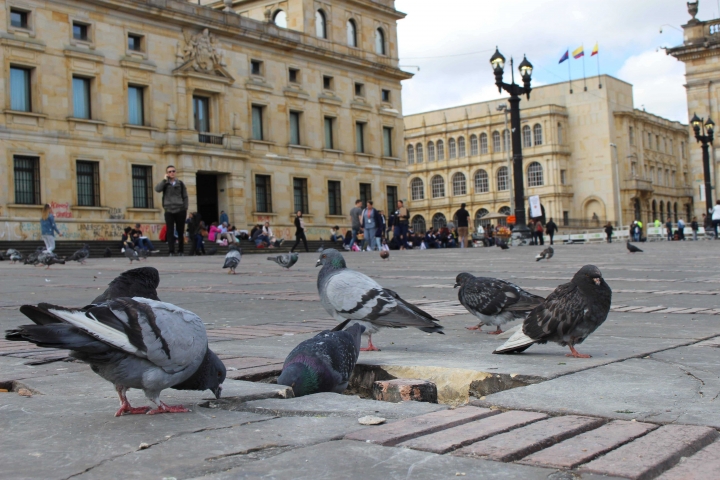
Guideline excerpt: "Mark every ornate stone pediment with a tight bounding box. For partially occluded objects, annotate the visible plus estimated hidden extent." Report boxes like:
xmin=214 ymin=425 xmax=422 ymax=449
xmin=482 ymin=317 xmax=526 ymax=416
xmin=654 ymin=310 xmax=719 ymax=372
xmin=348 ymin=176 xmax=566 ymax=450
xmin=174 ymin=29 xmax=234 ymax=82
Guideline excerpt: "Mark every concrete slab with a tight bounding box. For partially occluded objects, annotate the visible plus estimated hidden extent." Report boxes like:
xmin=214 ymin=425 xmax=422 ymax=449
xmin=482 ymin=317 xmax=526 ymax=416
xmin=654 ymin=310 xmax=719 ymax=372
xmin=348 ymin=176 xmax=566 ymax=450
xmin=657 ymin=439 xmax=720 ymax=480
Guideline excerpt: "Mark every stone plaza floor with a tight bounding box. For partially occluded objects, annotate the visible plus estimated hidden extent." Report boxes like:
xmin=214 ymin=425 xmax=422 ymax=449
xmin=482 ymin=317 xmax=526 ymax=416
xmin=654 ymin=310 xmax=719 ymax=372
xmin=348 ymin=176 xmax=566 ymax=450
xmin=1 ymin=241 xmax=719 ymax=479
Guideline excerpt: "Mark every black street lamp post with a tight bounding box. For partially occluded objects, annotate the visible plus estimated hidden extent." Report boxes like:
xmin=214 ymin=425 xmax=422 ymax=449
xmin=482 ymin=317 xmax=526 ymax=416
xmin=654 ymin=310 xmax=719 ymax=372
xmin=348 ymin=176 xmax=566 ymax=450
xmin=491 ymin=47 xmax=533 ymax=243
xmin=691 ymin=113 xmax=715 ymax=215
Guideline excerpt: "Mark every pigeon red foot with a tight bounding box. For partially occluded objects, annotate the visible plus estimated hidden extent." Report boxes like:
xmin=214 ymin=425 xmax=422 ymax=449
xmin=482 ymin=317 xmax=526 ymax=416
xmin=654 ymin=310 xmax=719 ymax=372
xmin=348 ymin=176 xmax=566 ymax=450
xmin=360 ymin=335 xmax=380 ymax=352
xmin=115 ymin=386 xmax=151 ymax=416
xmin=566 ymin=345 xmax=591 ymax=358
xmin=147 ymin=402 xmax=190 ymax=414
xmin=465 ymin=324 xmax=483 ymax=331
xmin=486 ymin=326 xmax=504 ymax=335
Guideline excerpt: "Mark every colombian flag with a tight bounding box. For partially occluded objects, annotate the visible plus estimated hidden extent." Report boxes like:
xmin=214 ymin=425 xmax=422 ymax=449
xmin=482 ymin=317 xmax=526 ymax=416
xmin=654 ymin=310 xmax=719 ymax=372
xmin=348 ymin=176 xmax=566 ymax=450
xmin=591 ymin=43 xmax=599 ymax=56
xmin=573 ymin=46 xmax=584 ymax=59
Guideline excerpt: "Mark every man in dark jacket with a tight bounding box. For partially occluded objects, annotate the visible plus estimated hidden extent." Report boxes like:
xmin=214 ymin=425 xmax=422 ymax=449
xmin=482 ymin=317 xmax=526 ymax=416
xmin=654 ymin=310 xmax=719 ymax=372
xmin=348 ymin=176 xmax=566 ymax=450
xmin=454 ymin=203 xmax=470 ymax=248
xmin=545 ymin=218 xmax=558 ymax=245
xmin=155 ymin=165 xmax=188 ymax=256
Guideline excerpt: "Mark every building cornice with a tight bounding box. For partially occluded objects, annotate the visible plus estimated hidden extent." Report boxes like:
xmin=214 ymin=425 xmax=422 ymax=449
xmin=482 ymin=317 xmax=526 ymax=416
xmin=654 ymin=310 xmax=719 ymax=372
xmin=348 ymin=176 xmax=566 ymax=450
xmin=613 ymin=111 xmax=688 ymax=132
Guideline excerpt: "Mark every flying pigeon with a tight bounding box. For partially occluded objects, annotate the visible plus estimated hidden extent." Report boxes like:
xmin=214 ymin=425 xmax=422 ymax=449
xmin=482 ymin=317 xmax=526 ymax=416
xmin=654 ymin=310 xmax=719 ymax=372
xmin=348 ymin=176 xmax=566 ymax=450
xmin=7 ymin=249 xmax=23 ymax=264
xmin=6 ymin=298 xmax=226 ymax=416
xmin=222 ymin=245 xmax=242 ymax=274
xmin=535 ymin=246 xmax=554 ymax=261
xmin=267 ymin=253 xmax=298 ymax=269
xmin=124 ymin=243 xmax=140 ymax=264
xmin=103 ymin=247 xmax=113 ymax=258
xmin=37 ymin=251 xmax=65 ymax=270
xmin=92 ymin=267 xmax=161 ymax=303
xmin=67 ymin=244 xmax=90 ymax=264
xmin=316 ymin=249 xmax=443 ymax=351
xmin=380 ymin=250 xmax=389 ymax=261
xmin=496 ymin=239 xmax=510 ymax=250
xmin=626 ymin=241 xmax=643 ymax=253
xmin=455 ymin=273 xmax=544 ymax=334
xmin=277 ymin=322 xmax=365 ymax=397
xmin=25 ymin=247 xmax=44 ymax=266
xmin=493 ymin=265 xmax=612 ymax=358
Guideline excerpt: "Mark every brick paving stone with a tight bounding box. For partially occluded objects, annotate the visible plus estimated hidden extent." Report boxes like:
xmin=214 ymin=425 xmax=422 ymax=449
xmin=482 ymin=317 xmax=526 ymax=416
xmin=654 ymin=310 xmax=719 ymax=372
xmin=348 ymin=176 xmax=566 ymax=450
xmin=656 ymin=439 xmax=720 ymax=480
xmin=344 ymin=406 xmax=498 ymax=446
xmin=579 ymin=425 xmax=718 ymax=480
xmin=631 ymin=306 xmax=668 ymax=313
xmin=397 ymin=410 xmax=548 ymax=454
xmin=656 ymin=307 xmax=698 ymax=314
xmin=612 ymin=306 xmax=645 ymax=312
xmin=668 ymin=308 xmax=709 ymax=314
xmin=518 ymin=420 xmax=657 ymax=469
xmin=455 ymin=415 xmax=605 ymax=462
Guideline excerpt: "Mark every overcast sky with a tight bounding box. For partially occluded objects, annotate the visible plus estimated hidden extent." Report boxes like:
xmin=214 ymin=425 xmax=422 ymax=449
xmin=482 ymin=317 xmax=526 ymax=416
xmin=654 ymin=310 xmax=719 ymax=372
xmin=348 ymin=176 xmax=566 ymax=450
xmin=395 ymin=0 xmax=719 ymax=122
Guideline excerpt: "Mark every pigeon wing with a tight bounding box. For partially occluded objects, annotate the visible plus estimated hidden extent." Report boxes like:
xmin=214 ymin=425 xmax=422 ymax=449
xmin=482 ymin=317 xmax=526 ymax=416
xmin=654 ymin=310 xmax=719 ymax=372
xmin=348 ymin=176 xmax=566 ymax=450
xmin=522 ymin=282 xmax=588 ymax=344
xmin=323 ymin=270 xmax=398 ymax=321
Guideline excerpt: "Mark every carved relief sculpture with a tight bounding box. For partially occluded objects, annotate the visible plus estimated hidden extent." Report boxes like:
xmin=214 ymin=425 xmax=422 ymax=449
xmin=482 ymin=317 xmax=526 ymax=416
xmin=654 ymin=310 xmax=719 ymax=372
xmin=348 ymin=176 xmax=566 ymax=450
xmin=179 ymin=29 xmax=226 ymax=73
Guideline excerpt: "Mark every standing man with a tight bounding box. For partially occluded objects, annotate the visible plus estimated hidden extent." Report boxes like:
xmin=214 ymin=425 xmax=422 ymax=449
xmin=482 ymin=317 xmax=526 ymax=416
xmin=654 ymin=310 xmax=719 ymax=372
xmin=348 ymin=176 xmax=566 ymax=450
xmin=454 ymin=203 xmax=470 ymax=248
xmin=394 ymin=200 xmax=410 ymax=250
xmin=348 ymin=199 xmax=363 ymax=251
xmin=219 ymin=210 xmax=229 ymax=226
xmin=712 ymin=200 xmax=720 ymax=239
xmin=155 ymin=165 xmax=188 ymax=256
xmin=361 ymin=201 xmax=379 ymax=251
xmin=545 ymin=217 xmax=558 ymax=245
xmin=665 ymin=218 xmax=673 ymax=241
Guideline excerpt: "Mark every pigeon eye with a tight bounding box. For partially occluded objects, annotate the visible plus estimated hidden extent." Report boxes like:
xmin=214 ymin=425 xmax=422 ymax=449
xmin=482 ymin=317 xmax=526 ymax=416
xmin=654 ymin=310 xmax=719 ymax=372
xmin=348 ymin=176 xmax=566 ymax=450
xmin=322 ymin=255 xmax=326 ymax=258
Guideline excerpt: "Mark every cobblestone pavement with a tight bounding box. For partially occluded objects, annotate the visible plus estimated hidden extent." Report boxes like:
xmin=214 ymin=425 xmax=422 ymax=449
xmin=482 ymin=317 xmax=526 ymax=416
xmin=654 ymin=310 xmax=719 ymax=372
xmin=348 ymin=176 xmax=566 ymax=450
xmin=1 ymin=241 xmax=719 ymax=479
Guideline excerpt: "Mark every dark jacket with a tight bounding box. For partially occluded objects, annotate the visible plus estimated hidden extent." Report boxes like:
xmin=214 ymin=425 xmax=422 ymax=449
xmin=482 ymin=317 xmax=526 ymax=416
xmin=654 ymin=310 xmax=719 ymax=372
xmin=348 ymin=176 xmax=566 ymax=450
xmin=294 ymin=216 xmax=305 ymax=236
xmin=545 ymin=221 xmax=558 ymax=234
xmin=361 ymin=208 xmax=381 ymax=230
xmin=691 ymin=220 xmax=699 ymax=231
xmin=186 ymin=214 xmax=202 ymax=236
xmin=155 ymin=179 xmax=189 ymax=214
xmin=604 ymin=225 xmax=614 ymax=236
xmin=454 ymin=208 xmax=470 ymax=228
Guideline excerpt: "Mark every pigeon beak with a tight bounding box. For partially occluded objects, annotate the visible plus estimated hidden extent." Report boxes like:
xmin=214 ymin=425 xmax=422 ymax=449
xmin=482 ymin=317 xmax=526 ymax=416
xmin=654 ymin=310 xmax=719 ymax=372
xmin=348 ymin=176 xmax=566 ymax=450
xmin=593 ymin=278 xmax=601 ymax=286
xmin=315 ymin=259 xmax=321 ymax=267
xmin=453 ymin=283 xmax=459 ymax=289
xmin=212 ymin=385 xmax=222 ymax=399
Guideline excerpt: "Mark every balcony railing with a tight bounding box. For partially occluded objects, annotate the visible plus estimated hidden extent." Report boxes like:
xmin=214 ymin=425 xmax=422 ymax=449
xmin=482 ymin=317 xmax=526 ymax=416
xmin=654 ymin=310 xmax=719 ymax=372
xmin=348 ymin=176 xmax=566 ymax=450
xmin=622 ymin=177 xmax=653 ymax=192
xmin=198 ymin=133 xmax=223 ymax=145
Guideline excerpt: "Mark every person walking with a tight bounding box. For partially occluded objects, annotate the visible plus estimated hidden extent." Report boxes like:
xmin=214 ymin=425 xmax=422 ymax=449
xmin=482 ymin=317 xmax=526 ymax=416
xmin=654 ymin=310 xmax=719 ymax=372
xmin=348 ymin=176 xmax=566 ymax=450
xmin=361 ymin=201 xmax=380 ymax=251
xmin=376 ymin=210 xmax=386 ymax=251
xmin=40 ymin=204 xmax=63 ymax=252
xmin=691 ymin=216 xmax=699 ymax=241
xmin=454 ymin=203 xmax=470 ymax=248
xmin=155 ymin=165 xmax=188 ymax=256
xmin=394 ymin=200 xmax=410 ymax=250
xmin=348 ymin=199 xmax=363 ymax=251
xmin=545 ymin=217 xmax=558 ymax=245
xmin=535 ymin=220 xmax=545 ymax=246
xmin=665 ymin=218 xmax=673 ymax=241
xmin=712 ymin=200 xmax=720 ymax=239
xmin=677 ymin=218 xmax=686 ymax=241
xmin=604 ymin=222 xmax=614 ymax=243
xmin=186 ymin=212 xmax=203 ymax=256
xmin=290 ymin=211 xmax=309 ymax=253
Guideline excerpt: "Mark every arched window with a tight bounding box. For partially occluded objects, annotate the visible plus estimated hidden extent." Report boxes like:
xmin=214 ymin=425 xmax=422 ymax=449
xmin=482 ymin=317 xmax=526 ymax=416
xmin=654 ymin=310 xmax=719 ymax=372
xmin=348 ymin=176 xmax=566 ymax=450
xmin=502 ymin=129 xmax=510 ymax=152
xmin=474 ymin=169 xmax=489 ymax=193
xmin=499 ymin=206 xmax=512 ymax=215
xmin=497 ymin=166 xmax=509 ymax=191
xmin=412 ymin=215 xmax=426 ymax=233
xmin=436 ymin=140 xmax=445 ymax=160
xmin=475 ymin=208 xmax=490 ymax=228
xmin=346 ymin=19 xmax=357 ymax=47
xmin=458 ymin=136 xmax=466 ymax=157
xmin=659 ymin=201 xmax=664 ymax=220
xmin=492 ymin=131 xmax=501 ymax=152
xmin=652 ymin=200 xmax=657 ymax=220
xmin=533 ymin=124 xmax=543 ymax=145
xmin=315 ymin=10 xmax=327 ymax=38
xmin=410 ymin=178 xmax=424 ymax=200
xmin=431 ymin=175 xmax=445 ymax=198
xmin=432 ymin=213 xmax=447 ymax=230
xmin=666 ymin=201 xmax=671 ymax=220
xmin=427 ymin=141 xmax=435 ymax=162
xmin=470 ymin=134 xmax=478 ymax=156
xmin=480 ymin=133 xmax=488 ymax=154
xmin=522 ymin=125 xmax=532 ymax=148
xmin=273 ymin=10 xmax=287 ymax=28
xmin=673 ymin=202 xmax=678 ymax=222
xmin=416 ymin=143 xmax=424 ymax=163
xmin=527 ymin=162 xmax=543 ymax=187
xmin=406 ymin=144 xmax=414 ymax=164
xmin=448 ymin=138 xmax=457 ymax=159
xmin=452 ymin=172 xmax=467 ymax=196
xmin=375 ymin=28 xmax=386 ymax=55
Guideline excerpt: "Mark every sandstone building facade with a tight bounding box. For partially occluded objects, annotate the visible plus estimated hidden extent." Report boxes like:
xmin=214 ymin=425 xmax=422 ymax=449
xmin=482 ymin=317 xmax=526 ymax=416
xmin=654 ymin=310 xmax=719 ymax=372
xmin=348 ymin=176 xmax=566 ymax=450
xmin=1 ymin=0 xmax=410 ymax=241
xmin=404 ymin=76 xmax=693 ymax=233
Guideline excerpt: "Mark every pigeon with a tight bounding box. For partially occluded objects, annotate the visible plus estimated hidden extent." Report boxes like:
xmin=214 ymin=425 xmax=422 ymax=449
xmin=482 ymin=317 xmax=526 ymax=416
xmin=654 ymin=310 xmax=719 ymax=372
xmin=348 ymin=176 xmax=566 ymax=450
xmin=316 ymin=249 xmax=443 ymax=351
xmin=25 ymin=247 xmax=44 ymax=265
xmin=7 ymin=249 xmax=23 ymax=264
xmin=206 ymin=246 xmax=218 ymax=256
xmin=626 ymin=241 xmax=643 ymax=253
xmin=222 ymin=245 xmax=242 ymax=274
xmin=455 ymin=273 xmax=544 ymax=334
xmin=67 ymin=244 xmax=90 ymax=264
xmin=92 ymin=267 xmax=161 ymax=303
xmin=277 ymin=322 xmax=365 ymax=397
xmin=535 ymin=246 xmax=554 ymax=261
xmin=380 ymin=250 xmax=389 ymax=261
xmin=37 ymin=251 xmax=65 ymax=270
xmin=317 ymin=244 xmax=325 ymax=252
xmin=493 ymin=265 xmax=612 ymax=358
xmin=0 ymin=252 xmax=4 ymax=261
xmin=103 ymin=247 xmax=113 ymax=258
xmin=5 ymin=298 xmax=226 ymax=416
xmin=267 ymin=253 xmax=299 ymax=269
xmin=124 ymin=242 xmax=140 ymax=263
xmin=135 ymin=246 xmax=149 ymax=260
xmin=496 ymin=238 xmax=509 ymax=250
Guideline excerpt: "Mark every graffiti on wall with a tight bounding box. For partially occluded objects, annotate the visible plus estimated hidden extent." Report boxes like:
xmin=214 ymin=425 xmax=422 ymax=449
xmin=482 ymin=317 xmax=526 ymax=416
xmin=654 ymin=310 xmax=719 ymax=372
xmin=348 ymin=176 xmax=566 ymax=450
xmin=50 ymin=202 xmax=73 ymax=218
xmin=109 ymin=208 xmax=124 ymax=220
xmin=0 ymin=221 xmax=162 ymax=241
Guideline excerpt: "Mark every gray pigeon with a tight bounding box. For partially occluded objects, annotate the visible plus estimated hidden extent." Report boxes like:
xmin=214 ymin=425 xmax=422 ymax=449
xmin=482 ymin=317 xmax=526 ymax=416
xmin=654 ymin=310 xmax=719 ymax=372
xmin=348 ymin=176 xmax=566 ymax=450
xmin=277 ymin=322 xmax=365 ymax=397
xmin=455 ymin=273 xmax=544 ymax=334
xmin=103 ymin=247 xmax=113 ymax=258
xmin=496 ymin=238 xmax=509 ymax=250
xmin=25 ymin=247 xmax=44 ymax=265
xmin=92 ymin=267 xmax=160 ymax=304
xmin=38 ymin=251 xmax=65 ymax=270
xmin=316 ymin=249 xmax=443 ymax=351
xmin=494 ymin=265 xmax=612 ymax=358
xmin=7 ymin=249 xmax=23 ymax=264
xmin=135 ymin=246 xmax=149 ymax=260
xmin=222 ymin=245 xmax=242 ymax=274
xmin=316 ymin=244 xmax=325 ymax=252
xmin=124 ymin=242 xmax=139 ymax=263
xmin=535 ymin=246 xmax=554 ymax=261
xmin=626 ymin=241 xmax=643 ymax=253
xmin=6 ymin=298 xmax=226 ymax=416
xmin=267 ymin=253 xmax=298 ymax=269
xmin=67 ymin=244 xmax=90 ymax=264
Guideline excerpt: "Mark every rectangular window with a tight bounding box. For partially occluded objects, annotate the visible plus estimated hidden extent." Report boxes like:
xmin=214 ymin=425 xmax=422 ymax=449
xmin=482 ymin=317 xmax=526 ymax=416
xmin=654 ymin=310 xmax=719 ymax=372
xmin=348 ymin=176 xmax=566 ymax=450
xmin=293 ymin=178 xmax=309 ymax=214
xmin=381 ymin=89 xmax=391 ymax=103
xmin=128 ymin=33 xmax=143 ymax=52
xmin=323 ymin=75 xmax=333 ymax=90
xmin=192 ymin=95 xmax=210 ymax=132
xmin=386 ymin=185 xmax=398 ymax=214
xmin=10 ymin=9 xmax=29 ymax=29
xmin=562 ymin=211 xmax=569 ymax=226
xmin=128 ymin=85 xmax=144 ymax=126
xmin=76 ymin=161 xmax=100 ymax=207
xmin=132 ymin=165 xmax=153 ymax=209
xmin=328 ymin=180 xmax=342 ymax=216
xmin=14 ymin=155 xmax=40 ymax=205
xmin=629 ymin=126 xmax=634 ymax=146
xmin=289 ymin=111 xmax=301 ymax=145
xmin=73 ymin=22 xmax=89 ymax=41
xmin=359 ymin=183 xmax=372 ymax=207
xmin=250 ymin=60 xmax=262 ymax=76
xmin=72 ymin=76 xmax=91 ymax=119
xmin=251 ymin=105 xmax=264 ymax=140
xmin=354 ymin=82 xmax=365 ymax=97
xmin=382 ymin=126 xmax=393 ymax=157
xmin=560 ymin=170 xmax=567 ymax=185
xmin=10 ymin=67 xmax=31 ymax=112
xmin=255 ymin=175 xmax=272 ymax=213
xmin=288 ymin=68 xmax=300 ymax=83
xmin=647 ymin=132 xmax=652 ymax=149
xmin=681 ymin=141 xmax=686 ymax=159
xmin=324 ymin=117 xmax=334 ymax=149
xmin=355 ymin=122 xmax=365 ymax=153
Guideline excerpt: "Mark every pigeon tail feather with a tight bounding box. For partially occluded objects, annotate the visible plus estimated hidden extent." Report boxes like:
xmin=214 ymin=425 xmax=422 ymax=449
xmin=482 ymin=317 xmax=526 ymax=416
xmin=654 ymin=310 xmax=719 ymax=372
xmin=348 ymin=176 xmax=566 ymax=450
xmin=493 ymin=327 xmax=535 ymax=354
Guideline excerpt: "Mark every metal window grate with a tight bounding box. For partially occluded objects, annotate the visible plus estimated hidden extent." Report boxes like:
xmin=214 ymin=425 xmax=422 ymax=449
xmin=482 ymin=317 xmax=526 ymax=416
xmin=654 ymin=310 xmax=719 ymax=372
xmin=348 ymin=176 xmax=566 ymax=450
xmin=386 ymin=185 xmax=397 ymax=214
xmin=255 ymin=175 xmax=272 ymax=213
xmin=14 ymin=156 xmax=40 ymax=205
xmin=328 ymin=180 xmax=342 ymax=216
xmin=132 ymin=165 xmax=153 ymax=209
xmin=293 ymin=178 xmax=308 ymax=214
xmin=76 ymin=161 xmax=100 ymax=206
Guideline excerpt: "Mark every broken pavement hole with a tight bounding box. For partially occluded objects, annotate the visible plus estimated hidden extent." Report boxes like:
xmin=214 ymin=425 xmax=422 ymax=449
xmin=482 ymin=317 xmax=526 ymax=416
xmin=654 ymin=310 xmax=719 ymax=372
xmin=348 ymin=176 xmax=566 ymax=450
xmin=0 ymin=380 xmax=41 ymax=396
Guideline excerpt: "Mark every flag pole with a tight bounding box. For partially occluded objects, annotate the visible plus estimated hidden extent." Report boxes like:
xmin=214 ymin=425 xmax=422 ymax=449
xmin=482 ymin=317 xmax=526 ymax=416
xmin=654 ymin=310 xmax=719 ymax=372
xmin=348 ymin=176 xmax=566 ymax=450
xmin=596 ymin=41 xmax=602 ymax=89
xmin=568 ymin=47 xmax=573 ymax=94
xmin=582 ymin=44 xmax=587 ymax=91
